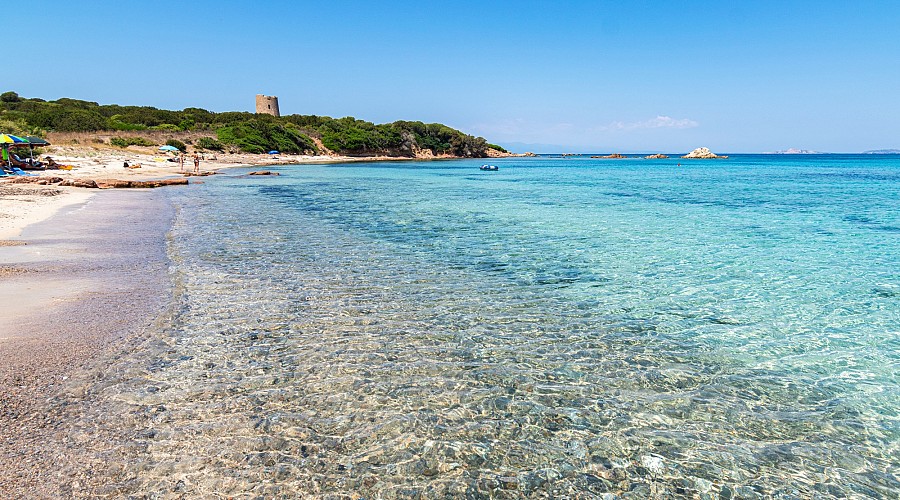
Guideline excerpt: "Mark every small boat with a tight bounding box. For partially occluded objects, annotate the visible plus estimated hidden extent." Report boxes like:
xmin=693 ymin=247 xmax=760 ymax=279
xmin=480 ymin=164 xmax=499 ymax=171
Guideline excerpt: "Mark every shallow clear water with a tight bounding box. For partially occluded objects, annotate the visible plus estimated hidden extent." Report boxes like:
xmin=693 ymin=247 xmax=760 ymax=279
xmin=107 ymin=156 xmax=899 ymax=497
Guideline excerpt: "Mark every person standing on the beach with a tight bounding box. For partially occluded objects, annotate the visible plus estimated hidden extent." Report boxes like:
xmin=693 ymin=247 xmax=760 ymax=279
xmin=179 ymin=153 xmax=185 ymax=172
xmin=193 ymin=154 xmax=200 ymax=174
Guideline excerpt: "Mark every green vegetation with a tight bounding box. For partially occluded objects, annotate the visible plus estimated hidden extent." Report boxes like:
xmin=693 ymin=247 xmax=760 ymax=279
xmin=0 ymin=91 xmax=494 ymax=157
xmin=217 ymin=119 xmax=317 ymax=154
xmin=165 ymin=139 xmax=187 ymax=152
xmin=196 ymin=136 xmax=224 ymax=151
xmin=487 ymin=143 xmax=508 ymax=153
xmin=0 ymin=117 xmax=32 ymax=136
xmin=110 ymin=136 xmax=155 ymax=148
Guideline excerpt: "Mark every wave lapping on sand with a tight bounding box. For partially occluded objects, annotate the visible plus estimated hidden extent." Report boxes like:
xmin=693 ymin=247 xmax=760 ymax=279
xmin=0 ymin=189 xmax=175 ymax=497
xmin=0 ymin=143 xmax=469 ymax=241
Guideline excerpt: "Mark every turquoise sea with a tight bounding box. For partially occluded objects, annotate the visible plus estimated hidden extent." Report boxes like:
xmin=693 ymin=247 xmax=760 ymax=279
xmin=108 ymin=155 xmax=899 ymax=497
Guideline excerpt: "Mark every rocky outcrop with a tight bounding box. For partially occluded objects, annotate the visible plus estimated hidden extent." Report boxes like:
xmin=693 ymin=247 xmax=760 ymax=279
xmin=3 ymin=176 xmax=64 ymax=185
xmin=485 ymin=149 xmax=538 ymax=158
xmin=59 ymin=179 xmax=99 ymax=188
xmin=248 ymin=171 xmax=280 ymax=176
xmin=3 ymin=176 xmax=188 ymax=189
xmin=645 ymin=154 xmax=669 ymax=159
xmin=95 ymin=178 xmax=189 ymax=188
xmin=681 ymin=147 xmax=727 ymax=159
xmin=592 ymin=153 xmax=627 ymax=159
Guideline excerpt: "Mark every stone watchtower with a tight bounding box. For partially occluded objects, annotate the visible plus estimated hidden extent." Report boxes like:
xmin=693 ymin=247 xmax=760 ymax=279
xmin=255 ymin=94 xmax=280 ymax=117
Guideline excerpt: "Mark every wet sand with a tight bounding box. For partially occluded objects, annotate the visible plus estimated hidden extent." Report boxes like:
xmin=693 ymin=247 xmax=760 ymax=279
xmin=0 ymin=189 xmax=174 ymax=497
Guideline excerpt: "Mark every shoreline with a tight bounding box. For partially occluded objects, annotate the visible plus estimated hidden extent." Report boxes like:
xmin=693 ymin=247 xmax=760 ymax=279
xmin=0 ymin=189 xmax=175 ymax=497
xmin=0 ymin=145 xmax=511 ymax=495
xmin=0 ymin=143 xmax=502 ymax=242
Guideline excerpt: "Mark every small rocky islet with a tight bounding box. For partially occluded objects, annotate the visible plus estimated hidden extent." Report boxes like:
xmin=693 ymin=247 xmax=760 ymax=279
xmin=681 ymin=147 xmax=728 ymax=159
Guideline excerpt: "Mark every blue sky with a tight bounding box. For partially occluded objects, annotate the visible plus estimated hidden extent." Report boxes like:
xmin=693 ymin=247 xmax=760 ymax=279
xmin=12 ymin=1 xmax=900 ymax=152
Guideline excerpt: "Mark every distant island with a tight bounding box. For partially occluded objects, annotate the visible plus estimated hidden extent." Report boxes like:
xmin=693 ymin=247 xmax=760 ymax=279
xmin=765 ymin=148 xmax=823 ymax=154
xmin=862 ymin=149 xmax=900 ymax=154
xmin=0 ymin=91 xmax=509 ymax=159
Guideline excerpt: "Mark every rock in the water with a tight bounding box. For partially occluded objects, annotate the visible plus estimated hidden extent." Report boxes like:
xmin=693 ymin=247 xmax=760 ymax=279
xmin=681 ymin=147 xmax=727 ymax=159
xmin=248 ymin=171 xmax=280 ymax=176
xmin=645 ymin=154 xmax=669 ymax=159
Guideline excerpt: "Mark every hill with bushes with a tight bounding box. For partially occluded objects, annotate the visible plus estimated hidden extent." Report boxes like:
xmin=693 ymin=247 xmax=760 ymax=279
xmin=0 ymin=91 xmax=500 ymax=158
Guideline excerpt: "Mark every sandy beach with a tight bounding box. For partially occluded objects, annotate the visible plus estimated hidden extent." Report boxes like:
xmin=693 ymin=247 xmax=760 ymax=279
xmin=0 ymin=143 xmax=414 ymax=242
xmin=0 ymin=144 xmax=459 ymax=496
xmin=0 ymin=186 xmax=176 ymax=497
xmin=0 ymin=143 xmax=354 ymax=496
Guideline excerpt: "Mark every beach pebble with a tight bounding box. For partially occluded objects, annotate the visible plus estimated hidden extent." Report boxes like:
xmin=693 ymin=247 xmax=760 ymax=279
xmin=640 ymin=454 xmax=665 ymax=474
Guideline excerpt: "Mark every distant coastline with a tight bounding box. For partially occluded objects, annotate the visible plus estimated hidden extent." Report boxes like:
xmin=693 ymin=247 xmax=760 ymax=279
xmin=862 ymin=149 xmax=900 ymax=154
xmin=1 ymin=92 xmax=511 ymax=160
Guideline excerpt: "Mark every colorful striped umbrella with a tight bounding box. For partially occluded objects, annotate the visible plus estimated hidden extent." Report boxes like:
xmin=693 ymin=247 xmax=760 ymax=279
xmin=1 ymin=134 xmax=28 ymax=167
xmin=0 ymin=133 xmax=28 ymax=144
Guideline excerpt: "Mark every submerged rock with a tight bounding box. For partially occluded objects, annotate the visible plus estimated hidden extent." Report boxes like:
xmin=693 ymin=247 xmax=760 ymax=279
xmin=681 ymin=147 xmax=728 ymax=159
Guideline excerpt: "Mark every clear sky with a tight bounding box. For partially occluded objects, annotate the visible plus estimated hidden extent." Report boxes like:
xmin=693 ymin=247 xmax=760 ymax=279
xmin=12 ymin=1 xmax=900 ymax=153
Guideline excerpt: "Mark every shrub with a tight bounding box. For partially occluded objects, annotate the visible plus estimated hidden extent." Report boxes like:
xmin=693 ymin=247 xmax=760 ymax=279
xmin=0 ymin=117 xmax=30 ymax=136
xmin=1 ymin=91 xmax=20 ymax=103
xmin=217 ymin=120 xmax=317 ymax=154
xmin=487 ymin=143 xmax=508 ymax=153
xmin=51 ymin=108 xmax=107 ymax=132
xmin=150 ymin=124 xmax=180 ymax=131
xmin=196 ymin=136 xmax=224 ymax=151
xmin=107 ymin=114 xmax=147 ymax=131
xmin=318 ymin=118 xmax=402 ymax=153
xmin=110 ymin=136 xmax=155 ymax=148
xmin=165 ymin=139 xmax=187 ymax=152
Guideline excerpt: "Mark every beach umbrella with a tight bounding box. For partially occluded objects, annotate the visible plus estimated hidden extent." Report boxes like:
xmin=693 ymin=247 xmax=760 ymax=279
xmin=24 ymin=136 xmax=50 ymax=146
xmin=0 ymin=133 xmax=27 ymax=144
xmin=268 ymin=150 xmax=279 ymax=155
xmin=0 ymin=134 xmax=27 ymax=167
xmin=159 ymin=145 xmax=180 ymax=153
xmin=22 ymin=136 xmax=50 ymax=163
